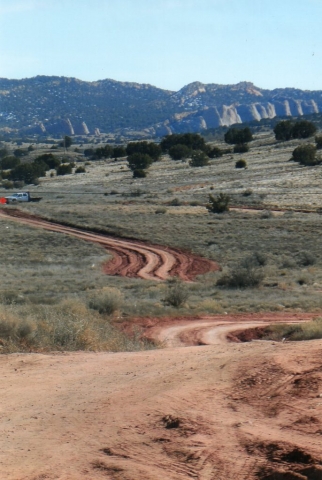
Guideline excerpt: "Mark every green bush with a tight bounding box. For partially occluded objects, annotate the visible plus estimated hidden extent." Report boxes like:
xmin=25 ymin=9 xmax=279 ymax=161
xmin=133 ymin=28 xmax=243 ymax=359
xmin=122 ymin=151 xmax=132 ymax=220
xmin=224 ymin=127 xmax=253 ymax=145
xmin=233 ymin=143 xmax=249 ymax=153
xmin=127 ymin=153 xmax=153 ymax=173
xmin=235 ymin=159 xmax=247 ymax=168
xmin=0 ymin=156 xmax=20 ymax=170
xmin=208 ymin=146 xmax=223 ymax=158
xmin=315 ymin=135 xmax=322 ymax=150
xmin=274 ymin=120 xmax=317 ymax=141
xmin=133 ymin=169 xmax=146 ymax=178
xmin=75 ymin=166 xmax=86 ymax=174
xmin=189 ymin=150 xmax=209 ymax=167
xmin=292 ymin=120 xmax=317 ymax=139
xmin=291 ymin=144 xmax=318 ymax=166
xmin=169 ymin=144 xmax=191 ymax=160
xmin=88 ymin=288 xmax=122 ymax=315
xmin=161 ymin=133 xmax=207 ymax=153
xmin=56 ymin=163 xmax=73 ymax=176
xmin=273 ymin=120 xmax=294 ymax=141
xmin=126 ymin=141 xmax=161 ymax=160
xmin=9 ymin=163 xmax=40 ymax=184
xmin=206 ymin=193 xmax=230 ymax=213
xmin=217 ymin=263 xmax=265 ymax=288
xmin=112 ymin=146 xmax=126 ymax=159
xmin=163 ymin=278 xmax=188 ymax=308
xmin=34 ymin=153 xmax=61 ymax=169
xmin=296 ymin=251 xmax=316 ymax=266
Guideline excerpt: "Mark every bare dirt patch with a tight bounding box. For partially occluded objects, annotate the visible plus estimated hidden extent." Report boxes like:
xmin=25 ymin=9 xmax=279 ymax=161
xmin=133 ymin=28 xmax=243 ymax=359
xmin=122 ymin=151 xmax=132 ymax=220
xmin=2 ymin=325 xmax=322 ymax=479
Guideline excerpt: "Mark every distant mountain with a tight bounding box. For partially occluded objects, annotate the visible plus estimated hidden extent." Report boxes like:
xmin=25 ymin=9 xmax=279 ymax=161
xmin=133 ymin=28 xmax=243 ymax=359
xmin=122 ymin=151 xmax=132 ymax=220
xmin=1 ymin=76 xmax=322 ymax=137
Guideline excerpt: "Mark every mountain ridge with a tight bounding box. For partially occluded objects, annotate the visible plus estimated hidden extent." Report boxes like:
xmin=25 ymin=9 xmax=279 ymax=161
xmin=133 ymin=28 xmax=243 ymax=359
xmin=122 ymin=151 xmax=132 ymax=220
xmin=1 ymin=76 xmax=322 ymax=137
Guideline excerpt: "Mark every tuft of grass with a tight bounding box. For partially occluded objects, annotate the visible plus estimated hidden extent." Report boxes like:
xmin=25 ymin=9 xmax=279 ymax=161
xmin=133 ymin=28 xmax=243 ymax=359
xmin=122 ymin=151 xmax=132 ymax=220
xmin=88 ymin=287 xmax=122 ymax=315
xmin=163 ymin=278 xmax=188 ymax=308
xmin=217 ymin=262 xmax=265 ymax=289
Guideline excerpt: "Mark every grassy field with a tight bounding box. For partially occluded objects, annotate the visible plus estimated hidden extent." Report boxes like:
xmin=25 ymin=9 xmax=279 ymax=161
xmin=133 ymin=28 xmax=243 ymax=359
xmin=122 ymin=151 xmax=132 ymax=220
xmin=0 ymin=131 xmax=322 ymax=351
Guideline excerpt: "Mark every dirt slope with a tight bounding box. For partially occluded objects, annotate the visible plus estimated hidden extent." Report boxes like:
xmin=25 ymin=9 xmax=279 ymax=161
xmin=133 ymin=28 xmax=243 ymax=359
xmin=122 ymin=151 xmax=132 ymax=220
xmin=1 ymin=314 xmax=322 ymax=480
xmin=0 ymin=208 xmax=218 ymax=281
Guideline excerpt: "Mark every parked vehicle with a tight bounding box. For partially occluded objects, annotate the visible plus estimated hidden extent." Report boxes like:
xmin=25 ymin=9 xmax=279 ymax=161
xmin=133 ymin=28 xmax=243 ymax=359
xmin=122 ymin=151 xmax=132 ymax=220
xmin=4 ymin=192 xmax=42 ymax=204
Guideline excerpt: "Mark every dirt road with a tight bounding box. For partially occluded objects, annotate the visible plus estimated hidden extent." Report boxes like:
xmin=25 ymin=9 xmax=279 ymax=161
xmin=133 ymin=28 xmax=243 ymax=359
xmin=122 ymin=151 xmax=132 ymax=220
xmin=0 ymin=208 xmax=218 ymax=281
xmin=1 ymin=313 xmax=322 ymax=480
xmin=1 ymin=209 xmax=322 ymax=479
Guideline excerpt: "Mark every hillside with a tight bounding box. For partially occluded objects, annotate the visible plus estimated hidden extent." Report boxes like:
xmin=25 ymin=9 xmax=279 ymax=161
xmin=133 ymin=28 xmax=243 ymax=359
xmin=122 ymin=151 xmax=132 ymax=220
xmin=1 ymin=76 xmax=322 ymax=137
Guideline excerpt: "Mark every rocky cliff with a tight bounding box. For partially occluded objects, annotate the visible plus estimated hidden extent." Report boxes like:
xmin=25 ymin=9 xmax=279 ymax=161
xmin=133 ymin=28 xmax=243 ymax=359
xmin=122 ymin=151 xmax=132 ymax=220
xmin=0 ymin=76 xmax=322 ymax=136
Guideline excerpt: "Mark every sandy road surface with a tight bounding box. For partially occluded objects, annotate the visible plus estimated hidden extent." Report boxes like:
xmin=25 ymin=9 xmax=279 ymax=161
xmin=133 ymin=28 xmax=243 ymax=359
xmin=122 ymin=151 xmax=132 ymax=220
xmin=0 ymin=208 xmax=218 ymax=281
xmin=1 ymin=313 xmax=322 ymax=480
xmin=1 ymin=209 xmax=322 ymax=478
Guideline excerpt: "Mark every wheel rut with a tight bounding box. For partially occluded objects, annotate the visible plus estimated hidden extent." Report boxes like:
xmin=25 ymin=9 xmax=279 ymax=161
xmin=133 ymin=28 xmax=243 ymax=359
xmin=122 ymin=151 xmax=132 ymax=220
xmin=0 ymin=208 xmax=219 ymax=281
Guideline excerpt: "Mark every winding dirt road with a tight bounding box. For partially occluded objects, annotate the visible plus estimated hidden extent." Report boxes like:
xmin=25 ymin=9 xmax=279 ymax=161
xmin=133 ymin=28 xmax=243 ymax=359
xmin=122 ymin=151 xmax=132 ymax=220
xmin=0 ymin=208 xmax=218 ymax=281
xmin=1 ymin=208 xmax=322 ymax=479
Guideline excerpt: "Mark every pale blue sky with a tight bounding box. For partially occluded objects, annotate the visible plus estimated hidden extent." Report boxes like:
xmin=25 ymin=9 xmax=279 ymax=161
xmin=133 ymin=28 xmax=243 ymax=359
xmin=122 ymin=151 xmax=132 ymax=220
xmin=0 ymin=0 xmax=321 ymax=91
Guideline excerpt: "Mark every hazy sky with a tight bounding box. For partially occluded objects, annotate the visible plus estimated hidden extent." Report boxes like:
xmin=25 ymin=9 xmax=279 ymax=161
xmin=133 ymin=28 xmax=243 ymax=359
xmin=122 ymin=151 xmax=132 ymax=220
xmin=0 ymin=0 xmax=321 ymax=91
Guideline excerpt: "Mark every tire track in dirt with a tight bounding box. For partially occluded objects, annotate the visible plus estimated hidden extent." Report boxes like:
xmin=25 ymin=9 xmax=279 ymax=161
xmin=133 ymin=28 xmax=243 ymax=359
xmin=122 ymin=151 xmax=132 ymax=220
xmin=0 ymin=208 xmax=219 ymax=281
xmin=131 ymin=312 xmax=319 ymax=348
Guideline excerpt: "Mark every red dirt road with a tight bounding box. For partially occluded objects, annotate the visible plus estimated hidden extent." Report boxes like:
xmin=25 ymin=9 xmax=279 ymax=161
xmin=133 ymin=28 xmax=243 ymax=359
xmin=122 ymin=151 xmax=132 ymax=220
xmin=1 ymin=209 xmax=322 ymax=479
xmin=0 ymin=208 xmax=218 ymax=281
xmin=1 ymin=313 xmax=322 ymax=480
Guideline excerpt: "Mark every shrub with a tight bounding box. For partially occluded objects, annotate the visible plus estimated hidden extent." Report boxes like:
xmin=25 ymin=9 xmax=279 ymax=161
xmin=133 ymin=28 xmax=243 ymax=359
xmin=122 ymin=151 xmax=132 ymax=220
xmin=133 ymin=169 xmax=146 ymax=178
xmin=261 ymin=210 xmax=273 ymax=219
xmin=206 ymin=193 xmax=230 ymax=213
xmin=0 ymin=148 xmax=9 ymax=159
xmin=208 ymin=146 xmax=223 ymax=158
xmin=189 ymin=150 xmax=209 ymax=167
xmin=168 ymin=197 xmax=181 ymax=206
xmin=273 ymin=120 xmax=294 ymax=141
xmin=0 ymin=156 xmax=20 ymax=170
xmin=241 ymin=252 xmax=268 ymax=268
xmin=296 ymin=251 xmax=316 ymax=266
xmin=56 ymin=163 xmax=73 ymax=175
xmin=34 ymin=153 xmax=61 ymax=169
xmin=217 ymin=263 xmax=265 ymax=288
xmin=161 ymin=133 xmax=206 ymax=153
xmin=274 ymin=120 xmax=317 ymax=141
xmin=126 ymin=141 xmax=161 ymax=160
xmin=9 ymin=163 xmax=40 ymax=184
xmin=169 ymin=144 xmax=191 ymax=160
xmin=112 ymin=146 xmax=126 ymax=159
xmin=88 ymin=288 xmax=122 ymax=315
xmin=127 ymin=153 xmax=153 ymax=173
xmin=75 ymin=166 xmax=86 ymax=173
xmin=264 ymin=318 xmax=322 ymax=341
xmin=155 ymin=207 xmax=167 ymax=214
xmin=291 ymin=144 xmax=318 ymax=166
xmin=292 ymin=120 xmax=317 ymax=139
xmin=163 ymin=278 xmax=188 ymax=308
xmin=242 ymin=188 xmax=253 ymax=196
xmin=224 ymin=127 xmax=253 ymax=145
xmin=315 ymin=135 xmax=322 ymax=150
xmin=84 ymin=148 xmax=95 ymax=157
xmin=235 ymin=159 xmax=247 ymax=168
xmin=233 ymin=143 xmax=249 ymax=153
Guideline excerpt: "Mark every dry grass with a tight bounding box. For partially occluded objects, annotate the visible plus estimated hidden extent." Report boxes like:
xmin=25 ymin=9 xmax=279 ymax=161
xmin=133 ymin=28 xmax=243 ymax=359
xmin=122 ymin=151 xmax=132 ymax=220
xmin=0 ymin=298 xmax=156 ymax=354
xmin=263 ymin=317 xmax=322 ymax=341
xmin=1 ymin=131 xmax=322 ymax=338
